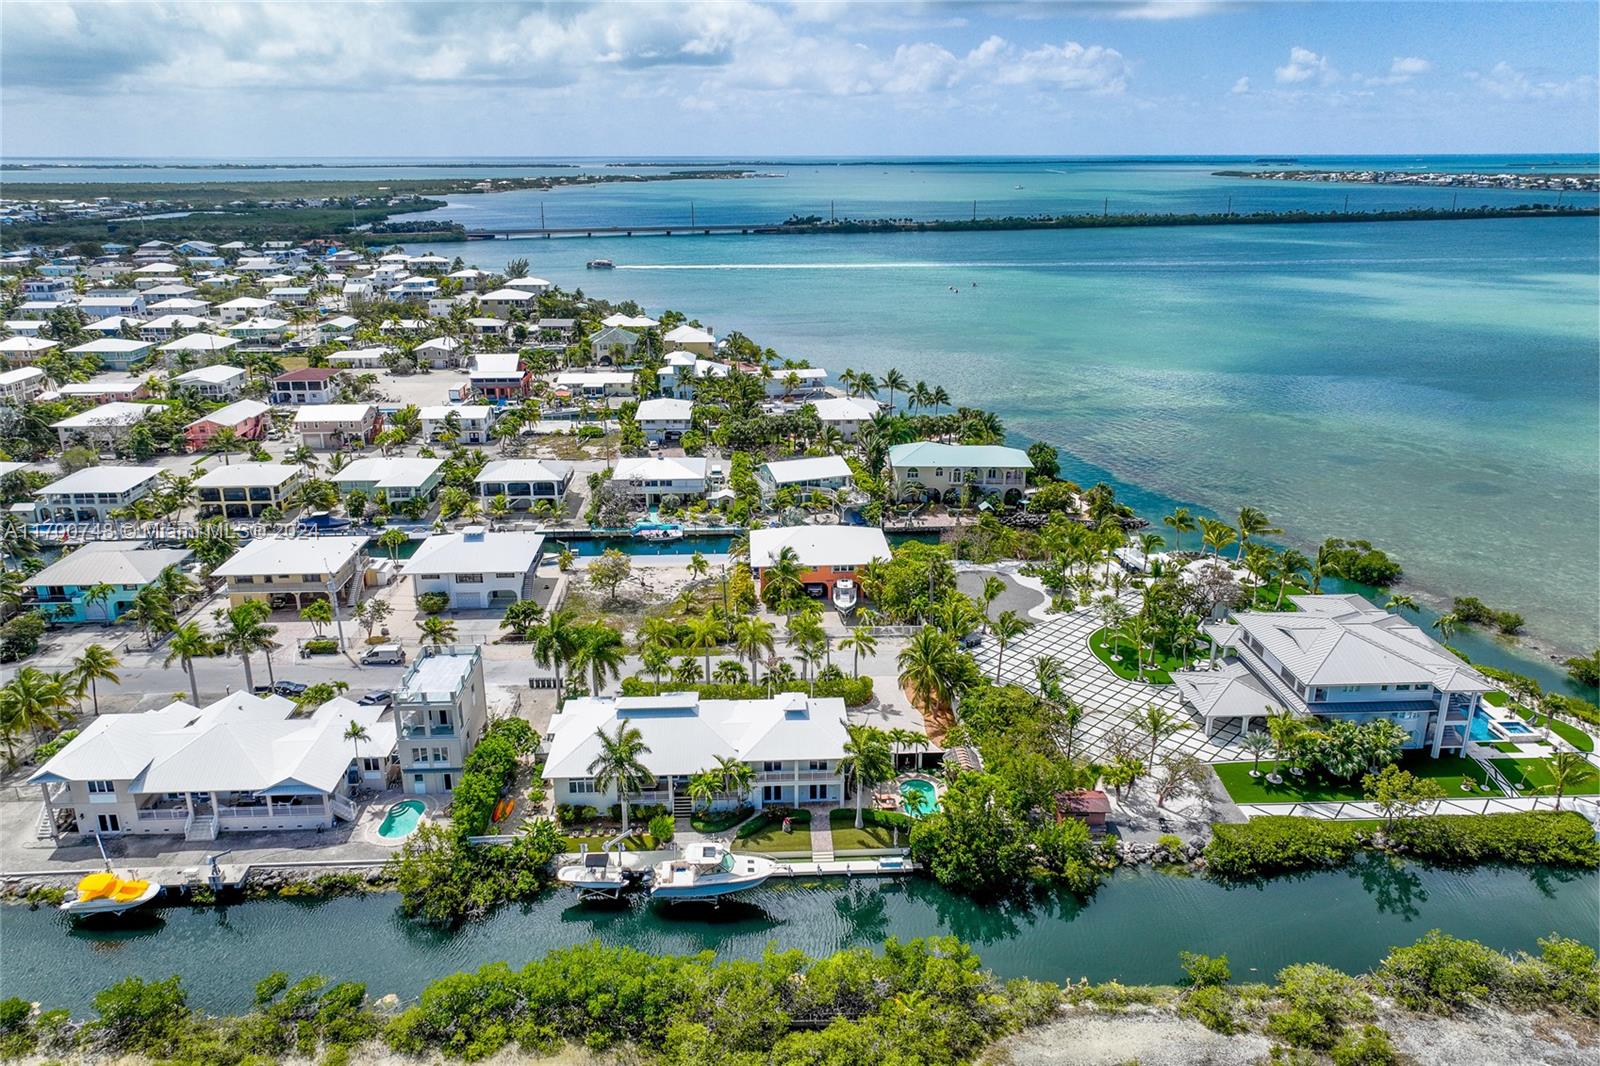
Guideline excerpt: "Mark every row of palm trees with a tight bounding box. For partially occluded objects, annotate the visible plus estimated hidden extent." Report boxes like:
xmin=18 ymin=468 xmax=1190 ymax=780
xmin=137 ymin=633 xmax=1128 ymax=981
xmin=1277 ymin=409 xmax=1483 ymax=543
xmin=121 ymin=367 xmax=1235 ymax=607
xmin=0 ymin=644 xmax=122 ymax=766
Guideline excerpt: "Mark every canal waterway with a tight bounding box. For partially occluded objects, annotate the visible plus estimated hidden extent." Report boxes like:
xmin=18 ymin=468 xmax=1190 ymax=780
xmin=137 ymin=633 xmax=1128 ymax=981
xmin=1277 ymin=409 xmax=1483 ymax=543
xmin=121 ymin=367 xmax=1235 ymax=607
xmin=2 ymin=862 xmax=1593 ymax=1014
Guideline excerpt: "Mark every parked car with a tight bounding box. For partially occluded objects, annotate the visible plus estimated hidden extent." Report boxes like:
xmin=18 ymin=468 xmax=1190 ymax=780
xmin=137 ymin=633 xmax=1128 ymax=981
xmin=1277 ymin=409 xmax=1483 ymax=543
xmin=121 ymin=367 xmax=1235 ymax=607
xmin=360 ymin=644 xmax=407 ymax=666
xmin=272 ymin=680 xmax=308 ymax=697
xmin=357 ymin=690 xmax=393 ymax=707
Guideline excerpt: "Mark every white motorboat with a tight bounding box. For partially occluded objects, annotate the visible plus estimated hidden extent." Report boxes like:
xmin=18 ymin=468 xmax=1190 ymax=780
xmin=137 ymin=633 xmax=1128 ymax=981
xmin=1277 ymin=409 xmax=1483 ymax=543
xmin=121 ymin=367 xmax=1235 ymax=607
xmin=556 ymin=846 xmax=645 ymax=899
xmin=650 ymin=842 xmax=775 ymax=901
xmin=636 ymin=525 xmax=684 ymax=542
xmin=60 ymin=871 xmax=162 ymax=917
xmin=586 ymin=259 xmax=616 ymax=270
xmin=831 ymin=579 xmax=858 ymax=613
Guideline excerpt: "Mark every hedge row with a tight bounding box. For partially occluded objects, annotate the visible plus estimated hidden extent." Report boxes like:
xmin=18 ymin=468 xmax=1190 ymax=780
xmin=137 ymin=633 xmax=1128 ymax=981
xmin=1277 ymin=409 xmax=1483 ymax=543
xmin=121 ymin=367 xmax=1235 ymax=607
xmin=620 ymin=675 xmax=875 ymax=707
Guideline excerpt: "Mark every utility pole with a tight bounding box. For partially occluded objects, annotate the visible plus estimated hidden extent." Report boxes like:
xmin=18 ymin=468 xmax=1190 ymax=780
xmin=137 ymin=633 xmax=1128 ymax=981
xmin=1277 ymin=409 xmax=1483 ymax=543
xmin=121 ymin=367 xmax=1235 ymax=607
xmin=327 ymin=580 xmax=347 ymax=652
xmin=1226 ymin=195 xmax=1232 ymax=215
xmin=972 ymin=199 xmax=977 ymax=221
xmin=540 ymin=201 xmax=546 ymax=229
xmin=1102 ymin=197 xmax=1108 ymax=218
xmin=690 ymin=201 xmax=695 ymax=227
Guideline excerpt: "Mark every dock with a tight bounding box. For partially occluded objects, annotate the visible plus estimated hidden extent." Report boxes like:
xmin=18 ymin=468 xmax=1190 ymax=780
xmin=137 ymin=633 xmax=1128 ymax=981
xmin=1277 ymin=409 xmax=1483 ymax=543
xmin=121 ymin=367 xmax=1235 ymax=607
xmin=772 ymin=858 xmax=917 ymax=878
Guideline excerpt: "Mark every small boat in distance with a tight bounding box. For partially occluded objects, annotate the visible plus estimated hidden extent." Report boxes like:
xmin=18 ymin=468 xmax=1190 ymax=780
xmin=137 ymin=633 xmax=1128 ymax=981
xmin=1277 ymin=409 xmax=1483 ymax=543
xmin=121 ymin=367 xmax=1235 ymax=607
xmin=634 ymin=522 xmax=684 ymax=542
xmin=651 ymin=842 xmax=775 ymax=901
xmin=586 ymin=259 xmax=615 ymax=269
xmin=60 ymin=871 xmax=162 ymax=917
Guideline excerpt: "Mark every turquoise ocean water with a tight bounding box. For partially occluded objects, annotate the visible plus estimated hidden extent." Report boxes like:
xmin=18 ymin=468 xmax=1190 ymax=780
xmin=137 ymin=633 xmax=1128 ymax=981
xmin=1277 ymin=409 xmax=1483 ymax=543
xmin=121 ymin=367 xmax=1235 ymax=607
xmin=13 ymin=157 xmax=1598 ymax=667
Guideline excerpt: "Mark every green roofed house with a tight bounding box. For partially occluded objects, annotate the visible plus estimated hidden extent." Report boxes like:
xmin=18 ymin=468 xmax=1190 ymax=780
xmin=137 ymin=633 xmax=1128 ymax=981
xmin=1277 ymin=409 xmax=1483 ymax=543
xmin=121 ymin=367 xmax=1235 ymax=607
xmin=887 ymin=440 xmax=1032 ymax=506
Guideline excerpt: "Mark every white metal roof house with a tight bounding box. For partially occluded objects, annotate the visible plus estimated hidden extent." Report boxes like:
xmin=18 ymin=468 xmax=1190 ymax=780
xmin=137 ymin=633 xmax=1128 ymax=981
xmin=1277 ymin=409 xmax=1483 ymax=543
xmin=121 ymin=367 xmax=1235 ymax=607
xmin=293 ymin=403 xmax=381 ymax=450
xmin=478 ymin=287 xmax=537 ymax=319
xmin=807 ymin=396 xmax=881 ymax=441
xmin=27 ymin=692 xmax=395 ymax=840
xmin=414 ymin=336 xmax=463 ymax=369
xmin=194 ymin=462 xmax=301 ymax=518
xmin=50 ymin=402 xmax=164 ymax=451
xmin=757 ymin=455 xmax=855 ymax=498
xmin=401 ymin=527 xmax=545 ymax=610
xmin=555 ymin=370 xmax=635 ymax=402
xmin=887 ymin=441 xmax=1032 ymax=505
xmin=421 ymin=405 xmax=495 ymax=445
xmin=0 ymin=366 xmax=49 ymax=403
xmin=160 ymin=332 xmax=241 ymax=357
xmin=332 ymin=456 xmax=445 ymax=501
xmin=662 ymin=323 xmax=716 ymax=356
xmin=35 ymin=465 xmax=163 ymax=523
xmin=212 ymin=534 xmax=370 ymax=609
xmin=173 ymin=364 xmax=247 ymax=398
xmin=23 ymin=541 xmax=192 ymax=624
xmin=612 ymin=455 xmax=709 ymax=507
xmin=66 ymin=337 xmax=158 ymax=371
xmin=0 ymin=336 xmax=58 ymax=363
xmin=544 ymin=692 xmax=850 ymax=811
xmin=1174 ymin=594 xmax=1494 ymax=755
xmin=748 ymin=525 xmax=891 ymax=599
xmin=475 ymin=458 xmax=574 ymax=510
xmin=635 ymin=397 xmax=694 ymax=443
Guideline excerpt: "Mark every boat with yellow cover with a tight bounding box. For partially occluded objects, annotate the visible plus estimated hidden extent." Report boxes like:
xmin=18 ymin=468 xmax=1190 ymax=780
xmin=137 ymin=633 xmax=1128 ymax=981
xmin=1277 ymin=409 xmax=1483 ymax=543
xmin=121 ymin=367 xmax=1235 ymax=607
xmin=60 ymin=871 xmax=162 ymax=916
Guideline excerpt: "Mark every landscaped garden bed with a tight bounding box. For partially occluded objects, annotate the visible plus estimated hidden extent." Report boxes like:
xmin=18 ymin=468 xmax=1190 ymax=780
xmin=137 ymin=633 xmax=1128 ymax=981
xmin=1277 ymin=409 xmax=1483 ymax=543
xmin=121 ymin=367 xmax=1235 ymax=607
xmin=829 ymin=807 xmax=908 ymax=851
xmin=1087 ymin=626 xmax=1188 ymax=685
xmin=1214 ymin=753 xmax=1501 ymax=804
xmin=733 ymin=808 xmax=812 ymax=854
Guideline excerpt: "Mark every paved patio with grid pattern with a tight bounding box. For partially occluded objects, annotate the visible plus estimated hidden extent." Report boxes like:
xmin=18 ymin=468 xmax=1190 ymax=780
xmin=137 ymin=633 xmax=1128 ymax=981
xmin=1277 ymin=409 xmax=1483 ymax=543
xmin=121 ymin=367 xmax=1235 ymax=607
xmin=969 ymin=595 xmax=1248 ymax=765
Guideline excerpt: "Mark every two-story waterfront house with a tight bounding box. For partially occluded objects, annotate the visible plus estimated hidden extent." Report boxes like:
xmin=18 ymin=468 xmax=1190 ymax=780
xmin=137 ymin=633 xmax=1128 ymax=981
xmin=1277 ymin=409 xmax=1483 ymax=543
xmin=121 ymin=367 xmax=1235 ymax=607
xmin=194 ymin=463 xmax=301 ymax=519
xmin=475 ymin=458 xmax=573 ymax=512
xmin=887 ymin=441 xmax=1032 ymax=506
xmin=401 ymin=527 xmax=545 ymax=610
xmin=50 ymin=402 xmax=164 ymax=452
xmin=23 ymin=542 xmax=192 ymax=624
xmin=212 ymin=535 xmax=369 ymax=610
xmin=0 ymin=366 xmax=49 ymax=404
xmin=749 ymin=526 xmax=891 ymax=600
xmin=467 ymin=353 xmax=530 ymax=401
xmin=332 ymin=457 xmax=444 ymax=505
xmin=395 ymin=645 xmax=488 ymax=796
xmin=554 ymin=370 xmax=634 ymax=404
xmin=28 ymin=692 xmax=394 ymax=840
xmin=588 ymin=325 xmax=642 ymax=363
xmin=611 ymin=455 xmax=709 ymax=509
xmin=34 ymin=465 xmax=161 ymax=522
xmin=757 ymin=456 xmax=854 ymax=501
xmin=800 ymin=396 xmax=879 ymax=441
xmin=172 ymin=364 xmax=247 ymax=399
xmin=271 ymin=367 xmax=343 ymax=405
xmin=543 ymin=692 xmax=850 ymax=818
xmin=1174 ymin=594 xmax=1493 ymax=755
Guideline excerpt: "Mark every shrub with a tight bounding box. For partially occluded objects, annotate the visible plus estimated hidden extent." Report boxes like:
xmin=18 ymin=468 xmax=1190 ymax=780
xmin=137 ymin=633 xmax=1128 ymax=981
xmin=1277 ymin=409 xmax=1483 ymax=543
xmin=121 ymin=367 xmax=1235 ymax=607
xmin=648 ymin=813 xmax=675 ymax=844
xmin=33 ymin=728 xmax=80 ymax=762
xmin=1178 ymin=984 xmax=1236 ymax=1034
xmin=1329 ymin=1025 xmax=1401 ymax=1066
xmin=89 ymin=975 xmax=189 ymax=1054
xmin=1204 ymin=817 xmax=1362 ymax=879
xmin=1156 ymin=833 xmax=1186 ymax=861
xmin=417 ymin=591 xmax=450 ymax=615
xmin=1180 ymin=952 xmax=1232 ymax=988
xmin=303 ymin=638 xmax=339 ymax=655
xmin=1390 ymin=811 xmax=1600 ymax=868
xmin=1373 ymin=930 xmax=1513 ymax=1013
xmin=619 ymin=674 xmax=875 ymax=707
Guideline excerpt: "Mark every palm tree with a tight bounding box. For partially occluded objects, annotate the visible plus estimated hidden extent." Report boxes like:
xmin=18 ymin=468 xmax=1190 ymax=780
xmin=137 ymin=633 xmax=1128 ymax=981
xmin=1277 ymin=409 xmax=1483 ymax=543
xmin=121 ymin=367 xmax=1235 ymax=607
xmin=344 ymin=721 xmax=371 ymax=779
xmin=840 ymin=722 xmax=893 ymax=830
xmin=1540 ymin=751 xmax=1587 ymax=811
xmin=1162 ymin=507 xmax=1196 ymax=553
xmin=0 ymin=668 xmax=64 ymax=747
xmin=1432 ymin=612 xmax=1461 ymax=642
xmin=882 ymin=368 xmax=908 ymax=413
xmin=120 ymin=586 xmax=176 ymax=648
xmin=83 ymin=582 xmax=117 ymax=624
xmin=989 ymin=610 xmax=1029 ymax=682
xmin=1127 ymin=704 xmax=1192 ymax=773
xmin=529 ymin=606 xmax=582 ymax=697
xmin=587 ymin=719 xmax=655 ymax=834
xmin=163 ymin=622 xmax=212 ymax=706
xmin=838 ymin=627 xmax=878 ymax=678
xmin=573 ymin=624 xmax=627 ymax=695
xmin=1385 ymin=594 xmax=1418 ymax=616
xmin=420 ymin=615 xmax=457 ymax=648
xmin=979 ymin=575 xmax=1005 ymax=630
xmin=733 ymin=615 xmax=776 ymax=681
xmin=72 ymin=644 xmax=120 ymax=718
xmin=761 ymin=546 xmax=806 ymax=612
xmin=687 ymin=770 xmax=720 ymax=815
xmin=686 ymin=552 xmax=709 ymax=583
xmin=1235 ymin=506 xmax=1282 ymax=561
xmin=714 ymin=752 xmax=756 ymax=804
xmin=377 ymin=528 xmax=410 ymax=562
xmin=1239 ymin=730 xmax=1274 ymax=777
xmin=685 ymin=611 xmax=723 ymax=683
xmin=1274 ymin=549 xmax=1311 ymax=609
xmin=896 ymin=627 xmax=964 ymax=714
xmin=1198 ymin=517 xmax=1237 ymax=558
xmin=214 ymin=600 xmax=276 ymax=692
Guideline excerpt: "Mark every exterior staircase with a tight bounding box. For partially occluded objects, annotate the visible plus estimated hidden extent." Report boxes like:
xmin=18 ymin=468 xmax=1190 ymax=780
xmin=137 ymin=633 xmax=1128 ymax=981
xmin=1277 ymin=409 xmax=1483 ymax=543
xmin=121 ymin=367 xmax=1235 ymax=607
xmin=35 ymin=803 xmax=55 ymax=840
xmin=672 ymin=793 xmax=694 ymax=819
xmin=185 ymin=814 xmax=218 ymax=841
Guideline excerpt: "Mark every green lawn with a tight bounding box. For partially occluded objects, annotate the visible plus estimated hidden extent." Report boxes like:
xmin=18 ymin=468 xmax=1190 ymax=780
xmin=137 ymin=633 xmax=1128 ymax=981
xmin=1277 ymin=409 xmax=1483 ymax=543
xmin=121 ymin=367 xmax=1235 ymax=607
xmin=1214 ymin=753 xmax=1502 ymax=804
xmin=1088 ymin=627 xmax=1188 ymax=685
xmin=690 ymin=807 xmax=752 ymax=833
xmin=1495 ymin=757 xmax=1600 ymax=796
xmin=1514 ymin=709 xmax=1596 ymax=753
xmin=733 ymin=810 xmax=812 ymax=854
xmin=830 ymin=808 xmax=895 ymax=851
xmin=560 ymin=833 xmax=655 ymax=853
xmin=1244 ymin=581 xmax=1306 ymax=612
xmin=1482 ymin=690 xmax=1510 ymax=707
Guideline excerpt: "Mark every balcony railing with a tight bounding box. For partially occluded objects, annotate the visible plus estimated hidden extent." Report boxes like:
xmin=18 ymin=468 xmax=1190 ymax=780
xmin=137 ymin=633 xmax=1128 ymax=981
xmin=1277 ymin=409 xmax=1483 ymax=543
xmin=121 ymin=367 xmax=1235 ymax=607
xmin=135 ymin=808 xmax=187 ymax=822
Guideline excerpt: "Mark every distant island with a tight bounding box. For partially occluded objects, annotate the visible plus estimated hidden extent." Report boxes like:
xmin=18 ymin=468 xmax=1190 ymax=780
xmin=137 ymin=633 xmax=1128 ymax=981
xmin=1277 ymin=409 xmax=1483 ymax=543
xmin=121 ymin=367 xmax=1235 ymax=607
xmin=1216 ymin=169 xmax=1599 ymax=192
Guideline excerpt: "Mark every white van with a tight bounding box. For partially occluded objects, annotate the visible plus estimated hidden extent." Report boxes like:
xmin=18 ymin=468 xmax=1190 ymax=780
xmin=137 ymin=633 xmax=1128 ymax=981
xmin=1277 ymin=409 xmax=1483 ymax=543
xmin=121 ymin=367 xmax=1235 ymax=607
xmin=361 ymin=644 xmax=407 ymax=666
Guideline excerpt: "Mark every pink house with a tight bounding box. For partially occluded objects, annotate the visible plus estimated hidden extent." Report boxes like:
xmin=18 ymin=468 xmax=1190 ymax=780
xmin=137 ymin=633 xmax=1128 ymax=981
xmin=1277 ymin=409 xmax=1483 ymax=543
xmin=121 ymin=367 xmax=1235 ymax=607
xmin=185 ymin=399 xmax=271 ymax=453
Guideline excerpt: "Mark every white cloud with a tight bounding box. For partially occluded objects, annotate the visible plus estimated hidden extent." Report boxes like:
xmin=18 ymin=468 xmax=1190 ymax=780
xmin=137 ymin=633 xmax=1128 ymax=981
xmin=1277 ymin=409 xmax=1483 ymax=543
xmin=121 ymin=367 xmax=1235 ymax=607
xmin=982 ymin=38 xmax=1131 ymax=93
xmin=1360 ymin=55 xmax=1433 ymax=87
xmin=1467 ymin=60 xmax=1597 ymax=101
xmin=1230 ymin=76 xmax=1250 ymax=95
xmin=1274 ymin=46 xmax=1336 ymax=86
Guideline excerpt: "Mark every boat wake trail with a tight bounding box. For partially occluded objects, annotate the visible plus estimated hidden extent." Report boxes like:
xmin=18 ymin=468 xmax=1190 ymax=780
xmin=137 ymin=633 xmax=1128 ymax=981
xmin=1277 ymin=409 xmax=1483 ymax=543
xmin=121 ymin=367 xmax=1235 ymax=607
xmin=616 ymin=255 xmax=1588 ymax=272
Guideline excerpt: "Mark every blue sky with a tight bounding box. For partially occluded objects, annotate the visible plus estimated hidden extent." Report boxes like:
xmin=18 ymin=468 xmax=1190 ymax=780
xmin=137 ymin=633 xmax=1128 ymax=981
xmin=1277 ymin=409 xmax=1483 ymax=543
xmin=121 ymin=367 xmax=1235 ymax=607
xmin=3 ymin=1 xmax=1595 ymax=157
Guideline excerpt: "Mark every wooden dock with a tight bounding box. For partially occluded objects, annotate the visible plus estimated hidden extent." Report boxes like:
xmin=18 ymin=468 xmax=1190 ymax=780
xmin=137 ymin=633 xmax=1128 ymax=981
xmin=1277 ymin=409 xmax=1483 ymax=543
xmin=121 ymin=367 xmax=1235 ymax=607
xmin=771 ymin=858 xmax=917 ymax=878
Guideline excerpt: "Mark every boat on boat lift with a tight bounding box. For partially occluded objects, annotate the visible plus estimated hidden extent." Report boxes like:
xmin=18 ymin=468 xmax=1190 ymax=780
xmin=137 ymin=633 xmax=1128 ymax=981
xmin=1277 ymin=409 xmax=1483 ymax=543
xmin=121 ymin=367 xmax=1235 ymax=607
xmin=831 ymin=578 xmax=858 ymax=613
xmin=555 ymin=835 xmax=646 ymax=899
xmin=650 ymin=842 xmax=775 ymax=901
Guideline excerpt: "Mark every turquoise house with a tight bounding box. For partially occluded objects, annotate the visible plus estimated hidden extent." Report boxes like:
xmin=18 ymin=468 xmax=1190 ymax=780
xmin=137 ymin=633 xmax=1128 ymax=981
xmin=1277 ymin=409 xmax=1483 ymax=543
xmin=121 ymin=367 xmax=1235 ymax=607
xmin=23 ymin=543 xmax=192 ymax=624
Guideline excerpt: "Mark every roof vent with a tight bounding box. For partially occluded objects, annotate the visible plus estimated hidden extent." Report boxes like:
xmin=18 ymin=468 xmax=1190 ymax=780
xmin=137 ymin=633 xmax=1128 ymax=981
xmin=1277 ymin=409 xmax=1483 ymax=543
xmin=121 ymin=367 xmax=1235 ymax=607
xmin=463 ymin=526 xmax=486 ymax=542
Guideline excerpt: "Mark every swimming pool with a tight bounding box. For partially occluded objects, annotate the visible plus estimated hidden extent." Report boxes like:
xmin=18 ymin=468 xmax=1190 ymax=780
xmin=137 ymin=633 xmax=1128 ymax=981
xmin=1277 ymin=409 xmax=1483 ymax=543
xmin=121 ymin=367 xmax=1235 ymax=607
xmin=1470 ymin=710 xmax=1536 ymax=743
xmin=900 ymin=779 xmax=940 ymax=816
xmin=376 ymin=800 xmax=425 ymax=840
